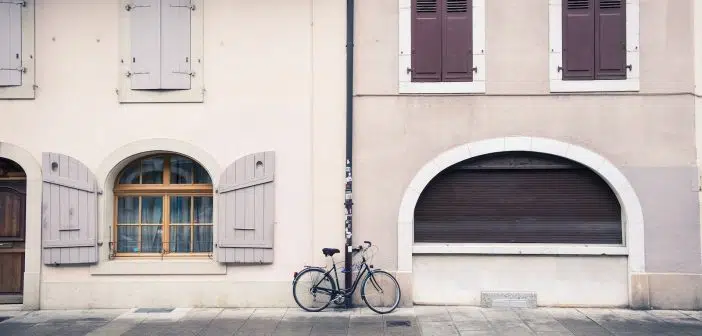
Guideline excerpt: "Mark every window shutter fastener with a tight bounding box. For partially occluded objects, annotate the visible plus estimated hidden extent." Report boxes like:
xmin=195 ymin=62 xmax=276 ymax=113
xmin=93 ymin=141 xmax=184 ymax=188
xmin=125 ymin=71 xmax=150 ymax=78
xmin=172 ymin=71 xmax=195 ymax=77
xmin=406 ymin=67 xmax=412 ymax=74
xmin=626 ymin=64 xmax=632 ymax=71
xmin=472 ymin=67 xmax=478 ymax=73
xmin=557 ymin=66 xmax=563 ymax=72
xmin=125 ymin=3 xmax=151 ymax=11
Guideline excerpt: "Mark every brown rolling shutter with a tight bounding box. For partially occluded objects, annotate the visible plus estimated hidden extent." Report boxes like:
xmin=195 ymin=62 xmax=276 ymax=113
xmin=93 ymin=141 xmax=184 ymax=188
xmin=595 ymin=0 xmax=626 ymax=79
xmin=411 ymin=0 xmax=442 ymax=82
xmin=442 ymin=0 xmax=472 ymax=82
xmin=414 ymin=152 xmax=622 ymax=245
xmin=562 ymin=0 xmax=596 ymax=80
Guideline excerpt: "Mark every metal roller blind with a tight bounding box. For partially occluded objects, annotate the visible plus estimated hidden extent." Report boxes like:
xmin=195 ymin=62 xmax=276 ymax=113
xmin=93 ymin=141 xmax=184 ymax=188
xmin=414 ymin=152 xmax=622 ymax=244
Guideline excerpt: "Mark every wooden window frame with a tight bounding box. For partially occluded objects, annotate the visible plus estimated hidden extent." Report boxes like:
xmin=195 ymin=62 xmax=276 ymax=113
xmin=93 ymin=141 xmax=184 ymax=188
xmin=113 ymin=154 xmax=213 ymax=258
xmin=398 ymin=0 xmax=486 ymax=94
xmin=549 ymin=0 xmax=639 ymax=92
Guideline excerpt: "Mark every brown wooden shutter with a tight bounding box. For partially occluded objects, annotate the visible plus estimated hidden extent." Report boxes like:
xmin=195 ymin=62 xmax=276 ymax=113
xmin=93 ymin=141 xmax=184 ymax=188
xmin=414 ymin=152 xmax=622 ymax=245
xmin=216 ymin=151 xmax=275 ymax=264
xmin=442 ymin=0 xmax=472 ymax=82
xmin=562 ymin=0 xmax=596 ymax=80
xmin=411 ymin=0 xmax=442 ymax=82
xmin=595 ymin=0 xmax=626 ymax=79
xmin=42 ymin=153 xmax=99 ymax=265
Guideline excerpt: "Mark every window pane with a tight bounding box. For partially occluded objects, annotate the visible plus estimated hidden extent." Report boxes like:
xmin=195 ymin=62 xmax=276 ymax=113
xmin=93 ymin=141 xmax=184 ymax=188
xmin=141 ymin=157 xmax=164 ymax=184
xmin=117 ymin=197 xmax=139 ymax=224
xmin=170 ymin=156 xmax=193 ymax=184
xmin=194 ymin=164 xmax=212 ymax=184
xmin=194 ymin=196 xmax=213 ymax=223
xmin=117 ymin=226 xmax=138 ymax=253
xmin=141 ymin=197 xmax=163 ymax=224
xmin=169 ymin=225 xmax=191 ymax=253
xmin=193 ymin=226 xmax=213 ymax=252
xmin=118 ymin=161 xmax=140 ymax=184
xmin=141 ymin=226 xmax=162 ymax=253
xmin=170 ymin=196 xmax=191 ymax=224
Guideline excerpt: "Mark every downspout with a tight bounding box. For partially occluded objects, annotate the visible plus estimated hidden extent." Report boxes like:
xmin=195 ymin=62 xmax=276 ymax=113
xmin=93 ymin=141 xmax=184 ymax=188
xmin=343 ymin=0 xmax=355 ymax=308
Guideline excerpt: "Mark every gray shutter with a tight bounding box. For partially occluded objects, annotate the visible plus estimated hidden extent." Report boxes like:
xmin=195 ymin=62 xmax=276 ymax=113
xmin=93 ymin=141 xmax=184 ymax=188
xmin=160 ymin=0 xmax=192 ymax=89
xmin=0 ymin=1 xmax=22 ymax=87
xmin=216 ymin=151 xmax=275 ymax=264
xmin=42 ymin=153 xmax=100 ymax=265
xmin=129 ymin=0 xmax=161 ymax=89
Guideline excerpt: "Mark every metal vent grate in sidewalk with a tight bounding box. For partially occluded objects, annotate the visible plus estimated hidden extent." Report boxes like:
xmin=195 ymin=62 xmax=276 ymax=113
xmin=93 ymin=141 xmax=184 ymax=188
xmin=134 ymin=308 xmax=175 ymax=313
xmin=386 ymin=320 xmax=412 ymax=327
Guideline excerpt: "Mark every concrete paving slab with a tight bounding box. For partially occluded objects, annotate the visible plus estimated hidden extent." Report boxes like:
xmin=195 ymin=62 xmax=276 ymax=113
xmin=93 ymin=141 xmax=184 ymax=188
xmin=415 ymin=305 xmax=453 ymax=322
xmin=420 ymin=320 xmax=461 ymax=335
xmin=514 ymin=308 xmax=572 ymax=333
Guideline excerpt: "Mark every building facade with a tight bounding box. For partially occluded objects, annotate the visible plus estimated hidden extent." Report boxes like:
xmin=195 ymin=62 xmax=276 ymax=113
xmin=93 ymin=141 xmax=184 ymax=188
xmin=0 ymin=0 xmax=701 ymax=311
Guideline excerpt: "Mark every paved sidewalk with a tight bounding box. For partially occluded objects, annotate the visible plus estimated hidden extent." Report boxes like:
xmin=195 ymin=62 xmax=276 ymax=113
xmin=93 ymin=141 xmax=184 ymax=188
xmin=0 ymin=305 xmax=700 ymax=335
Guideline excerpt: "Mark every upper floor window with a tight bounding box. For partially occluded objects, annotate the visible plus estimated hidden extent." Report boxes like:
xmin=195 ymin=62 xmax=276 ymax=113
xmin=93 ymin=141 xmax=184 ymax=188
xmin=114 ymin=154 xmax=213 ymax=256
xmin=399 ymin=0 xmax=485 ymax=94
xmin=550 ymin=0 xmax=639 ymax=92
xmin=0 ymin=0 xmax=35 ymax=99
xmin=118 ymin=0 xmax=204 ymax=103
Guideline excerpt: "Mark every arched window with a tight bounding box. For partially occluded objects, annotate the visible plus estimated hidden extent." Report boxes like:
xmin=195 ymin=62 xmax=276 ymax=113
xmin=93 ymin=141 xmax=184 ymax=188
xmin=114 ymin=154 xmax=213 ymax=256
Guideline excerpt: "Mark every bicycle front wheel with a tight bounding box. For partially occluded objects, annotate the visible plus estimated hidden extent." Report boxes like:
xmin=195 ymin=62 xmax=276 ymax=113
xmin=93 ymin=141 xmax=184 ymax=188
xmin=361 ymin=269 xmax=401 ymax=314
xmin=292 ymin=268 xmax=336 ymax=312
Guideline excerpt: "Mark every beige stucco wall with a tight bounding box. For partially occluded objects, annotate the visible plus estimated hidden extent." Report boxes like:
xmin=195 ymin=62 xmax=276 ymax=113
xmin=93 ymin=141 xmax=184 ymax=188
xmin=0 ymin=0 xmax=347 ymax=309
xmin=352 ymin=0 xmax=700 ymax=308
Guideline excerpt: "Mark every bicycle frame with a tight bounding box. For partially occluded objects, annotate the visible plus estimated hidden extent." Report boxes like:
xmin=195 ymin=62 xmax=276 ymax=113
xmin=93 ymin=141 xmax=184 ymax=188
xmin=310 ymin=256 xmax=373 ymax=299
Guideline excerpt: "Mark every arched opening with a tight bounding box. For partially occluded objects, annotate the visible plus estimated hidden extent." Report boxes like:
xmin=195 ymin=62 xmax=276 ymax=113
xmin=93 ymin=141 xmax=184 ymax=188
xmin=112 ymin=153 xmax=214 ymax=257
xmin=414 ymin=151 xmax=623 ymax=245
xmin=0 ymin=158 xmax=26 ymax=304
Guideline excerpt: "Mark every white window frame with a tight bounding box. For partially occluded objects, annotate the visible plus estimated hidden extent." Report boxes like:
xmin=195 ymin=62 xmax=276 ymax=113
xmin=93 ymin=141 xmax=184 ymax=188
xmin=0 ymin=0 xmax=35 ymax=100
xmin=118 ymin=0 xmax=204 ymax=103
xmin=549 ymin=0 xmax=639 ymax=93
xmin=398 ymin=0 xmax=485 ymax=94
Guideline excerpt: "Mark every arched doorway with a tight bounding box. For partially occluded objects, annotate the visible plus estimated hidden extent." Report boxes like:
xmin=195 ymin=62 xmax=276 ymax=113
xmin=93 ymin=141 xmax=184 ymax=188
xmin=0 ymin=158 xmax=26 ymax=304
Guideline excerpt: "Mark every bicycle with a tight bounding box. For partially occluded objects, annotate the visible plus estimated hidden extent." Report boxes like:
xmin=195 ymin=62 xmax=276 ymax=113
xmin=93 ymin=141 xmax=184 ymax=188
xmin=291 ymin=240 xmax=401 ymax=314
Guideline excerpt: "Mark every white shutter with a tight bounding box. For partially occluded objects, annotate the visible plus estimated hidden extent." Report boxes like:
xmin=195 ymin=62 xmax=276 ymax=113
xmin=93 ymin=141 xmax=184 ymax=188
xmin=129 ymin=0 xmax=161 ymax=89
xmin=160 ymin=0 xmax=192 ymax=90
xmin=0 ymin=2 xmax=22 ymax=87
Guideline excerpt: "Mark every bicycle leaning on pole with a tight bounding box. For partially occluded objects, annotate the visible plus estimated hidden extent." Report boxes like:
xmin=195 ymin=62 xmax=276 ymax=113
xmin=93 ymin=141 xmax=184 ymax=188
xmin=291 ymin=240 xmax=401 ymax=314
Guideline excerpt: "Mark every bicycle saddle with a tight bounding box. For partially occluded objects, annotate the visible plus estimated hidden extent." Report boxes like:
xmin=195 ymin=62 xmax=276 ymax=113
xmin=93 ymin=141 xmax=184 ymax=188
xmin=322 ymin=248 xmax=340 ymax=257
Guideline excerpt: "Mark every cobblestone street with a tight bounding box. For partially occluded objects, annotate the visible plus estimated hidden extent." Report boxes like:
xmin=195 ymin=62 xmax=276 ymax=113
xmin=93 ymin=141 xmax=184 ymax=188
xmin=0 ymin=305 xmax=700 ymax=335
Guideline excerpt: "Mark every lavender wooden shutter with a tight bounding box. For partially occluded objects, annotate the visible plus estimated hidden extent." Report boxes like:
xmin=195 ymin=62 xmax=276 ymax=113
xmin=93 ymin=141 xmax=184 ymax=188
xmin=129 ymin=0 xmax=161 ymax=89
xmin=562 ymin=0 xmax=595 ymax=80
xmin=595 ymin=0 xmax=626 ymax=79
xmin=160 ymin=0 xmax=192 ymax=89
xmin=411 ymin=0 xmax=441 ymax=82
xmin=0 ymin=1 xmax=22 ymax=86
xmin=42 ymin=153 xmax=99 ymax=265
xmin=216 ymin=152 xmax=275 ymax=264
xmin=442 ymin=0 xmax=472 ymax=82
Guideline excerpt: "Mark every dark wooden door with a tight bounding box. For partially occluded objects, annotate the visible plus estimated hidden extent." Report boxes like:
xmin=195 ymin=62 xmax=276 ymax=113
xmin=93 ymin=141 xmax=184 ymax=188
xmin=0 ymin=181 xmax=26 ymax=304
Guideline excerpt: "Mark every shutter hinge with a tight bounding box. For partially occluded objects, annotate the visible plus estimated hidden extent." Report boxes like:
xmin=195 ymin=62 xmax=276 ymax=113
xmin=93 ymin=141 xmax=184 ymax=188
xmin=0 ymin=1 xmax=26 ymax=6
xmin=557 ymin=66 xmax=563 ymax=72
xmin=472 ymin=67 xmax=478 ymax=73
xmin=173 ymin=71 xmax=195 ymax=77
xmin=626 ymin=64 xmax=633 ymax=71
xmin=170 ymin=3 xmax=195 ymax=10
xmin=406 ymin=67 xmax=412 ymax=74
xmin=0 ymin=67 xmax=26 ymax=73
xmin=125 ymin=71 xmax=149 ymax=78
xmin=125 ymin=3 xmax=151 ymax=11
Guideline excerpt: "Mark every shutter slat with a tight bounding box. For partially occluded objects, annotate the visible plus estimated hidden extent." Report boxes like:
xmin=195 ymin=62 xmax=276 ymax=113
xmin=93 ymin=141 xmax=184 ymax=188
xmin=0 ymin=3 xmax=22 ymax=87
xmin=411 ymin=0 xmax=442 ymax=82
xmin=414 ymin=153 xmax=622 ymax=245
xmin=160 ymin=0 xmax=192 ymax=90
xmin=129 ymin=0 xmax=161 ymax=89
xmin=595 ymin=0 xmax=626 ymax=79
xmin=562 ymin=0 xmax=596 ymax=80
xmin=442 ymin=0 xmax=473 ymax=82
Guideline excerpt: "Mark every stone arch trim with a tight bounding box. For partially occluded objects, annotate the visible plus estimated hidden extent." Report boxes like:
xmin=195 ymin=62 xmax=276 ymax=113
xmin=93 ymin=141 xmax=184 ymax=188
xmin=0 ymin=142 xmax=42 ymax=309
xmin=397 ymin=136 xmax=645 ymax=275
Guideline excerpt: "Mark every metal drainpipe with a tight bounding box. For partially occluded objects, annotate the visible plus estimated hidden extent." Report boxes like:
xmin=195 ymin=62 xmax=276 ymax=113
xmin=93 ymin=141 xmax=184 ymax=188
xmin=344 ymin=0 xmax=355 ymax=309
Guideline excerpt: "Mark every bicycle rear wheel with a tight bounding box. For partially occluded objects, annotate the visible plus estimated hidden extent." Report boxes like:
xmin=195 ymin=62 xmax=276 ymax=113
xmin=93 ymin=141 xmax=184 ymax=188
xmin=292 ymin=268 xmax=336 ymax=312
xmin=361 ymin=269 xmax=401 ymax=314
